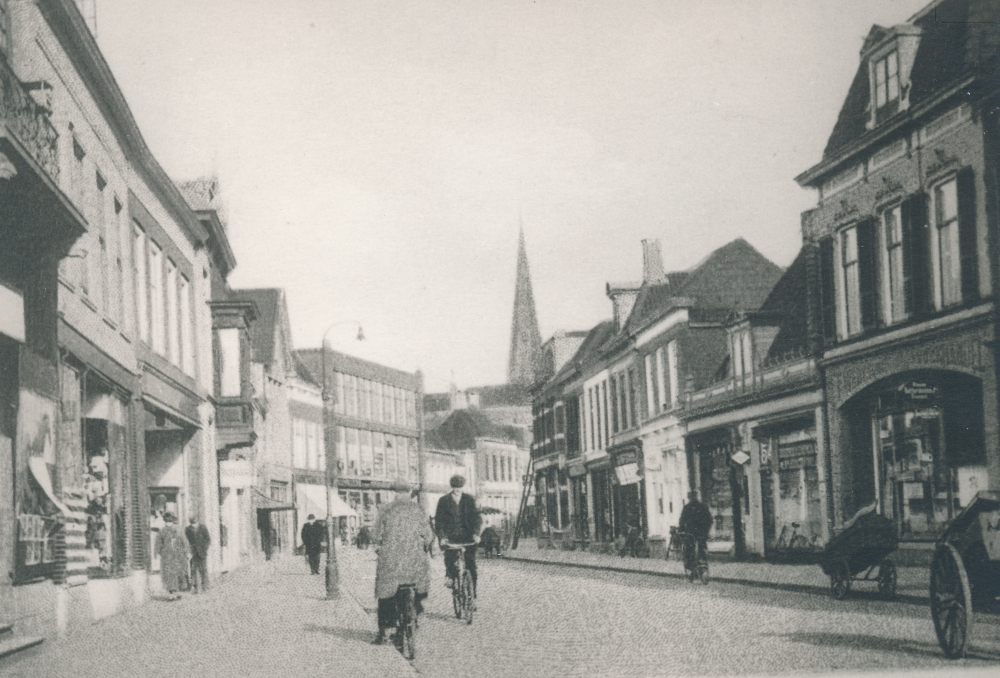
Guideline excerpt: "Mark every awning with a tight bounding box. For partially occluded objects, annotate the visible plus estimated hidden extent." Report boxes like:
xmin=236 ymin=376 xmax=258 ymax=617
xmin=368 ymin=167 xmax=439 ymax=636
xmin=28 ymin=456 xmax=70 ymax=515
xmin=296 ymin=483 xmax=358 ymax=519
xmin=253 ymin=488 xmax=296 ymax=512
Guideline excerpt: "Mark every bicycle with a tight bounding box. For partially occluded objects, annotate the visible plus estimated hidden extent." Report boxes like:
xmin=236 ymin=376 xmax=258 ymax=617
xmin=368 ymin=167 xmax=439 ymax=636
xmin=441 ymin=543 xmax=476 ymax=625
xmin=392 ymin=584 xmax=418 ymax=660
xmin=676 ymin=531 xmax=709 ymax=584
xmin=774 ymin=522 xmax=810 ymax=551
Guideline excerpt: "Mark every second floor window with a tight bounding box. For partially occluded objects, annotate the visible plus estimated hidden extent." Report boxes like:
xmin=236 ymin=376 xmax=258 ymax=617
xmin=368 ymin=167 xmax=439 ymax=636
xmin=821 ymin=169 xmax=978 ymax=345
xmin=840 ymin=226 xmax=863 ymax=337
xmin=217 ymin=328 xmax=241 ymax=397
xmin=934 ymin=177 xmax=961 ymax=308
xmin=881 ymin=204 xmax=907 ymax=323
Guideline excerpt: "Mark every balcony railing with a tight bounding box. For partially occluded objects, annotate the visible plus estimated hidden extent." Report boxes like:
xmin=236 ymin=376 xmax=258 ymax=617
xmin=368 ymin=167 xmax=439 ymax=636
xmin=687 ymin=353 xmax=818 ymax=411
xmin=0 ymin=59 xmax=59 ymax=181
xmin=215 ymin=399 xmax=256 ymax=449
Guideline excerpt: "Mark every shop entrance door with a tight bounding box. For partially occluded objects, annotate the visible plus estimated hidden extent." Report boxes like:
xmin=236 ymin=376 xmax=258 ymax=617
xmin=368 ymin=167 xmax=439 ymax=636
xmin=877 ymin=408 xmax=954 ymax=540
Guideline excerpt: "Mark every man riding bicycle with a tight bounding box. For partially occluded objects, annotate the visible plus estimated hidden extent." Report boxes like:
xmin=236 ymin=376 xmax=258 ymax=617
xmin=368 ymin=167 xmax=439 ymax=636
xmin=434 ymin=475 xmax=482 ymax=599
xmin=372 ymin=478 xmax=433 ymax=645
xmin=677 ymin=490 xmax=713 ymax=580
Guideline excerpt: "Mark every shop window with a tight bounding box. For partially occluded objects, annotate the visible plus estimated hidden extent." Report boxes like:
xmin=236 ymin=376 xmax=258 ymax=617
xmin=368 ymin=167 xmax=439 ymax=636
xmin=15 ymin=389 xmax=63 ymax=582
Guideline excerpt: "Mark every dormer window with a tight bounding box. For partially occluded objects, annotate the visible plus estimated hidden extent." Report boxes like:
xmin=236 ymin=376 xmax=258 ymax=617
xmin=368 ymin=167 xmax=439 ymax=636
xmin=874 ymin=50 xmax=899 ymax=119
xmin=863 ymin=24 xmax=921 ymax=131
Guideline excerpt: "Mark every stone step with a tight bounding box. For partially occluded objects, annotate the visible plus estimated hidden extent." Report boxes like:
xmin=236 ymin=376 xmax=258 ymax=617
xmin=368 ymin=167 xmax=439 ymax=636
xmin=0 ymin=635 xmax=44 ymax=660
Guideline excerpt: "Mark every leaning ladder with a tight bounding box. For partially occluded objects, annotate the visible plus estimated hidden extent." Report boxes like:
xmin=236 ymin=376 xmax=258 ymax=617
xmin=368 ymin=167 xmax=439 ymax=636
xmin=511 ymin=453 xmax=535 ymax=550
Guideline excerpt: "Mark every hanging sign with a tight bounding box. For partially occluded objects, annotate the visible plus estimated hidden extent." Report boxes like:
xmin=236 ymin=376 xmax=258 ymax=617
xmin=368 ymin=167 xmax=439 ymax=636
xmin=730 ymin=450 xmax=750 ymax=465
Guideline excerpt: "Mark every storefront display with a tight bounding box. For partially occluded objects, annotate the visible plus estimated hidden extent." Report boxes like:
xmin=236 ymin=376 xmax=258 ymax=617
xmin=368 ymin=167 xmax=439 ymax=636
xmin=847 ymin=372 xmax=987 ymax=541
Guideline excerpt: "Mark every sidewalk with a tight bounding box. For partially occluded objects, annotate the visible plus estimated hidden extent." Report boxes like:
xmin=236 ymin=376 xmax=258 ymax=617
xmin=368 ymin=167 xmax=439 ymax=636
xmin=503 ymin=541 xmax=930 ymax=603
xmin=3 ymin=554 xmax=415 ymax=678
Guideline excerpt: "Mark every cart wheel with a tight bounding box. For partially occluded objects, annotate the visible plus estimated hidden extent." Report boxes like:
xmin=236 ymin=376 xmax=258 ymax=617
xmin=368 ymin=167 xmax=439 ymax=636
xmin=877 ymin=560 xmax=898 ymax=600
xmin=830 ymin=558 xmax=851 ymax=600
xmin=930 ymin=544 xmax=973 ymax=660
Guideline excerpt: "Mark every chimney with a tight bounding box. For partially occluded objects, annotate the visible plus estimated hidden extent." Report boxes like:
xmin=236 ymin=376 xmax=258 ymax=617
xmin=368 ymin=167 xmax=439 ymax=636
xmin=642 ymin=239 xmax=667 ymax=284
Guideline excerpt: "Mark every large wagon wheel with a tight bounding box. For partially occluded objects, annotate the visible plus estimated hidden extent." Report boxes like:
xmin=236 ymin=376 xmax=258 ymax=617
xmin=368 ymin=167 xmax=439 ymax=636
xmin=930 ymin=544 xmax=973 ymax=659
xmin=877 ymin=560 xmax=898 ymax=600
xmin=830 ymin=558 xmax=851 ymax=600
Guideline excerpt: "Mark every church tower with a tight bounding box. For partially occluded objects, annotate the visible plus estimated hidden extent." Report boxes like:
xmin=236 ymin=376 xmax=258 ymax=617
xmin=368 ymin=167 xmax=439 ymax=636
xmin=507 ymin=227 xmax=543 ymax=385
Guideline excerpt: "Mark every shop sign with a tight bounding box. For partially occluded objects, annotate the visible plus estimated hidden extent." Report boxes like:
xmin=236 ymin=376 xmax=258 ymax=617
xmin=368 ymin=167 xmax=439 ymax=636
xmin=730 ymin=450 xmax=750 ymax=466
xmin=220 ymin=459 xmax=253 ymax=488
xmin=897 ymin=381 xmax=938 ymax=403
xmin=614 ymin=463 xmax=642 ymax=485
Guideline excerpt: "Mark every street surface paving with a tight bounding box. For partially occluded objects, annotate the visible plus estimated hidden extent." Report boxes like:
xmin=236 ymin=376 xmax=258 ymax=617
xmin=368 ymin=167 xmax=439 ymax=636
xmin=5 ymin=545 xmax=1000 ymax=678
xmin=341 ymin=545 xmax=1000 ymax=678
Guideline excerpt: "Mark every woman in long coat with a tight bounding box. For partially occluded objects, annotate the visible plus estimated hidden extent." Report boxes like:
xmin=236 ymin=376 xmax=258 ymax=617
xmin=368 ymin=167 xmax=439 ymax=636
xmin=155 ymin=512 xmax=188 ymax=595
xmin=372 ymin=480 xmax=432 ymax=644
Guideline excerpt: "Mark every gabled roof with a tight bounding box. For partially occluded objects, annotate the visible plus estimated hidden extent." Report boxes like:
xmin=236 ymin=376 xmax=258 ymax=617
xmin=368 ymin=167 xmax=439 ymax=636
xmin=822 ymin=0 xmax=1000 ymax=160
xmin=430 ymin=409 xmax=525 ymax=450
xmin=758 ymin=247 xmax=810 ymax=363
xmin=230 ymin=288 xmax=294 ymax=372
xmin=292 ymin=353 xmax=321 ymax=387
xmin=547 ymin=320 xmax=616 ymax=385
xmin=622 ymin=239 xmax=782 ymax=335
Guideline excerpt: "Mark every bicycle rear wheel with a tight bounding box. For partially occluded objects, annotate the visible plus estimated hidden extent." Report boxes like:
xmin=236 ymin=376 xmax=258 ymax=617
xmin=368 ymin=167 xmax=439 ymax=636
xmin=452 ymin=579 xmax=462 ymax=619
xmin=461 ymin=571 xmax=474 ymax=625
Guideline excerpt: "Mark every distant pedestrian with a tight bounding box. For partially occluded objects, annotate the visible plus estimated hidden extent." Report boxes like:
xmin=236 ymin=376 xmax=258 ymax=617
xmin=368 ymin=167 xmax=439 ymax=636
xmin=155 ymin=512 xmax=188 ymax=596
xmin=186 ymin=515 xmax=212 ymax=593
xmin=301 ymin=514 xmax=323 ymax=575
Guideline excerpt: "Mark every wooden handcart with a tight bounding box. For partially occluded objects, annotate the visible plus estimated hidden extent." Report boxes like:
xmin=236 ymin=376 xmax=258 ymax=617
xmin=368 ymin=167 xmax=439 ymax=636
xmin=930 ymin=489 xmax=1000 ymax=659
xmin=819 ymin=503 xmax=899 ymax=600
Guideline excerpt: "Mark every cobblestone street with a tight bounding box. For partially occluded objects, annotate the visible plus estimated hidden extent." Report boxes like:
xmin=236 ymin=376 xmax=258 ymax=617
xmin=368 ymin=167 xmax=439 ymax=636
xmin=6 ymin=545 xmax=1000 ymax=678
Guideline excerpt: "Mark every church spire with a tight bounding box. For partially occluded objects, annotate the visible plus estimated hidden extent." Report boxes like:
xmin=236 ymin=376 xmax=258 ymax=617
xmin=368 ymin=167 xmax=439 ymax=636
xmin=508 ymin=226 xmax=543 ymax=385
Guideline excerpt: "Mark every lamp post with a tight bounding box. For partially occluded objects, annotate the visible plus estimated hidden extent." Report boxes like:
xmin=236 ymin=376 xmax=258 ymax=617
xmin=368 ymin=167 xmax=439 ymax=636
xmin=320 ymin=320 xmax=365 ymax=600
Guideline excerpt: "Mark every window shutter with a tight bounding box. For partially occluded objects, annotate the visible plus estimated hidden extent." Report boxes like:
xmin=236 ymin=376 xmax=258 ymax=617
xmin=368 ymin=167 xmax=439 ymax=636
xmin=903 ymin=192 xmax=931 ymax=317
xmin=819 ymin=237 xmax=836 ymax=344
xmin=857 ymin=218 xmax=880 ymax=332
xmin=957 ymin=167 xmax=979 ymax=303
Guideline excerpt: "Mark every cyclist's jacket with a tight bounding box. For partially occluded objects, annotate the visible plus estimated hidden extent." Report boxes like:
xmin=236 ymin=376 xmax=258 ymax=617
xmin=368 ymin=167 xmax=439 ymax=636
xmin=373 ymin=496 xmax=433 ymax=599
xmin=434 ymin=492 xmax=482 ymax=544
xmin=678 ymin=500 xmax=713 ymax=540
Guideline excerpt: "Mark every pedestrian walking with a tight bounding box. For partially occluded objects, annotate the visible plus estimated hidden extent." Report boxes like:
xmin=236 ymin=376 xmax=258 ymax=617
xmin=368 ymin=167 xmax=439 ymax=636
xmin=300 ymin=513 xmax=323 ymax=575
xmin=434 ymin=474 xmax=482 ymax=596
xmin=186 ymin=515 xmax=212 ymax=593
xmin=372 ymin=478 xmax=432 ymax=645
xmin=155 ymin=512 xmax=188 ymax=597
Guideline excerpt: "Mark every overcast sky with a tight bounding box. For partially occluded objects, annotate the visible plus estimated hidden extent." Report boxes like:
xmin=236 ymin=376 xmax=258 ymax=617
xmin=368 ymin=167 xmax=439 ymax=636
xmin=94 ymin=0 xmax=930 ymax=393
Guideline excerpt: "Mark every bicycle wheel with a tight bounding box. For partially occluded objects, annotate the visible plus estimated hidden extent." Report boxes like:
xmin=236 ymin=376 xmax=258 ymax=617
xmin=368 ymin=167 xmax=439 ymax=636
xmin=461 ymin=571 xmax=474 ymax=625
xmin=877 ymin=560 xmax=897 ymax=601
xmin=452 ymin=578 xmax=462 ymax=619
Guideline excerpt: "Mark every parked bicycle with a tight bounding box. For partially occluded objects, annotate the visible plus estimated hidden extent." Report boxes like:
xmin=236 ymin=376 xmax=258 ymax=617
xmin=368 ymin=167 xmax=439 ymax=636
xmin=442 ymin=543 xmax=476 ymax=624
xmin=618 ymin=524 xmax=647 ymax=558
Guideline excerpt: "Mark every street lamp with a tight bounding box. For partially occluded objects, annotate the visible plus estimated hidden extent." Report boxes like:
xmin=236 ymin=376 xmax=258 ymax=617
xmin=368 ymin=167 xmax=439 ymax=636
xmin=320 ymin=320 xmax=364 ymax=599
